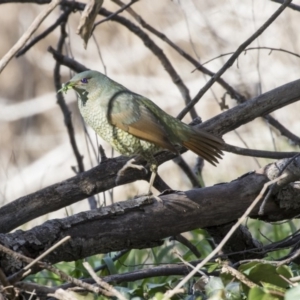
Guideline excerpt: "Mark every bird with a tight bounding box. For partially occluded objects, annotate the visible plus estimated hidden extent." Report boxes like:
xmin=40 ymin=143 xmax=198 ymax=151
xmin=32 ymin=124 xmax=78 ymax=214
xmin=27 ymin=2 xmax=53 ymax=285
xmin=60 ymin=70 xmax=224 ymax=194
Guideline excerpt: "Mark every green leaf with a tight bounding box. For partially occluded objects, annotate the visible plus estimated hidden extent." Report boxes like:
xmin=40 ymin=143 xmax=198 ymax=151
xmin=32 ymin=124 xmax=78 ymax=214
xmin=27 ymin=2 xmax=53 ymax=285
xmin=276 ymin=265 xmax=293 ymax=279
xmin=71 ymin=259 xmax=89 ymax=278
xmin=207 ymin=262 xmax=220 ymax=273
xmin=225 ymin=282 xmax=243 ymax=300
xmin=260 ymin=282 xmax=286 ymax=295
xmin=238 ymin=261 xmax=260 ymax=275
xmin=152 ymin=292 xmax=164 ymax=300
xmin=285 ymin=285 xmax=300 ymax=300
xmin=68 ymin=291 xmax=95 ymax=300
xmin=205 ymin=277 xmax=225 ymax=297
xmin=155 ymin=244 xmax=174 ymax=263
xmin=102 ymin=256 xmax=117 ymax=275
xmin=146 ymin=282 xmax=170 ymax=297
xmin=241 ymin=263 xmax=289 ymax=288
xmin=248 ymin=286 xmax=282 ymax=300
xmin=115 ymin=250 xmax=131 ymax=268
xmin=287 ymin=221 xmax=297 ymax=234
xmin=117 ymin=286 xmax=143 ymax=298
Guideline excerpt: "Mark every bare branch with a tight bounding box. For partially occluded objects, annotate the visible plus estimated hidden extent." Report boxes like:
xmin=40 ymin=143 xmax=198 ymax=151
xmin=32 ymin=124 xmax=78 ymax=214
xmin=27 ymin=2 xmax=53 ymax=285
xmin=200 ymin=79 xmax=300 ymax=135
xmin=164 ymin=173 xmax=288 ymax=299
xmin=83 ymin=262 xmax=127 ymax=300
xmin=264 ymin=115 xmax=300 ymax=146
xmin=53 ymin=22 xmax=85 ymax=173
xmin=111 ymin=0 xmax=246 ymax=104
xmin=177 ymin=0 xmax=293 ymax=119
xmin=224 ymin=144 xmax=298 ymax=159
xmin=16 ymin=7 xmax=72 ymax=57
xmin=200 ymin=46 xmax=300 ymax=66
xmin=48 ymin=46 xmax=88 ymax=72
xmin=0 ymin=156 xmax=300 ymax=276
xmin=0 ymin=0 xmax=61 ymax=73
xmin=94 ymin=0 xmax=139 ymax=27
xmin=0 ymin=78 xmax=299 ymax=232
xmin=97 ymin=7 xmax=198 ymax=120
xmin=271 ymin=0 xmax=300 ymax=12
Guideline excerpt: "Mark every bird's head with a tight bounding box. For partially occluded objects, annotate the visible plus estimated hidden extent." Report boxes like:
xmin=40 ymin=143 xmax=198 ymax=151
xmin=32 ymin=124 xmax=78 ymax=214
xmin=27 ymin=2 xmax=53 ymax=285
xmin=59 ymin=70 xmax=107 ymax=96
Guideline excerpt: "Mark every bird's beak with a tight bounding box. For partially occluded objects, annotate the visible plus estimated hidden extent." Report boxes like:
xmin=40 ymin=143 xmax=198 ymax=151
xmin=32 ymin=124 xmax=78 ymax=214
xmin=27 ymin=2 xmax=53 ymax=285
xmin=58 ymin=81 xmax=76 ymax=94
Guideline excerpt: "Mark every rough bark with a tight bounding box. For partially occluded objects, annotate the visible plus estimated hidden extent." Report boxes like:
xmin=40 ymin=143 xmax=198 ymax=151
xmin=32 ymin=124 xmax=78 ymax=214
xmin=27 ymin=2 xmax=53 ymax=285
xmin=0 ymin=79 xmax=299 ymax=233
xmin=1 ymin=157 xmax=300 ymax=275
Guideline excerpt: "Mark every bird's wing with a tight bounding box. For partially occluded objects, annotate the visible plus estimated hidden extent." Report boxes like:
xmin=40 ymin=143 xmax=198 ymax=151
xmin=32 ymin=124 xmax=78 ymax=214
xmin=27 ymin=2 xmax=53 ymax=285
xmin=107 ymin=91 xmax=177 ymax=153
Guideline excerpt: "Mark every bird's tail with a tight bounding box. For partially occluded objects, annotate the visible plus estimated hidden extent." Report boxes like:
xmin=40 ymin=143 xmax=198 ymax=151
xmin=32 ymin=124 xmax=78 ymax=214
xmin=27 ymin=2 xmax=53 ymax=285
xmin=181 ymin=128 xmax=224 ymax=166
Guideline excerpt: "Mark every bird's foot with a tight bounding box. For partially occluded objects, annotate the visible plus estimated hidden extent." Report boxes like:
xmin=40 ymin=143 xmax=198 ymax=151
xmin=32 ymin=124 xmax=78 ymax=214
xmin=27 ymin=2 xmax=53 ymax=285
xmin=115 ymin=158 xmax=147 ymax=185
xmin=158 ymin=189 xmax=180 ymax=196
xmin=153 ymin=194 xmax=163 ymax=203
xmin=138 ymin=191 xmax=163 ymax=203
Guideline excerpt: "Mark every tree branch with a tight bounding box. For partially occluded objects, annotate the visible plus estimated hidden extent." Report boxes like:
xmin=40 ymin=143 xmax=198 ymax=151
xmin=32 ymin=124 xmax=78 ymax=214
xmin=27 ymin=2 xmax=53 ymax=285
xmin=0 ymin=157 xmax=300 ymax=275
xmin=0 ymin=0 xmax=61 ymax=73
xmin=0 ymin=78 xmax=299 ymax=232
xmin=176 ymin=0 xmax=293 ymax=119
xmin=199 ymin=78 xmax=300 ymax=135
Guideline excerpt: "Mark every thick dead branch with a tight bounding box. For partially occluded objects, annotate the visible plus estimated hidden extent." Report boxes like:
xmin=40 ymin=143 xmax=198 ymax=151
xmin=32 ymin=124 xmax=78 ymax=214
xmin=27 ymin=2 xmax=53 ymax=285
xmin=0 ymin=157 xmax=300 ymax=275
xmin=0 ymin=79 xmax=299 ymax=233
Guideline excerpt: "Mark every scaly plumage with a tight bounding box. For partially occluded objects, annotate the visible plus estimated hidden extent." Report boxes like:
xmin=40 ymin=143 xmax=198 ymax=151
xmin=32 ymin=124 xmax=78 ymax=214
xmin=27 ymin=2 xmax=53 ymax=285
xmin=60 ymin=70 xmax=224 ymax=193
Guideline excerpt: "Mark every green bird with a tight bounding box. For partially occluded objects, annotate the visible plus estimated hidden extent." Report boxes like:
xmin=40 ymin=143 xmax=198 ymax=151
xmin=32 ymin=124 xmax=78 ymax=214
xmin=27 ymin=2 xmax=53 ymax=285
xmin=60 ymin=70 xmax=224 ymax=193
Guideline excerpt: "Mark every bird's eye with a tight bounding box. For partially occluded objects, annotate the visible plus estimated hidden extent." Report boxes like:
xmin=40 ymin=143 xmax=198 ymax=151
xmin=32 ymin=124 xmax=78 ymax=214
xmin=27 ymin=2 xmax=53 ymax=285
xmin=81 ymin=78 xmax=88 ymax=84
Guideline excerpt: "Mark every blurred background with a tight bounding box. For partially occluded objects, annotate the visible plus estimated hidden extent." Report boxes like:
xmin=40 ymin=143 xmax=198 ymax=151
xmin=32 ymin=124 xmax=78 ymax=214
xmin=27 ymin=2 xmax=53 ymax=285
xmin=0 ymin=0 xmax=299 ymax=227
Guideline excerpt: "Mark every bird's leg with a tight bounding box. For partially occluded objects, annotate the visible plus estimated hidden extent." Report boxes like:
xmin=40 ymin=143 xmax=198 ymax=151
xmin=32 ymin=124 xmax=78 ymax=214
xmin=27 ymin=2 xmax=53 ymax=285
xmin=147 ymin=162 xmax=163 ymax=203
xmin=148 ymin=164 xmax=158 ymax=194
xmin=115 ymin=158 xmax=147 ymax=185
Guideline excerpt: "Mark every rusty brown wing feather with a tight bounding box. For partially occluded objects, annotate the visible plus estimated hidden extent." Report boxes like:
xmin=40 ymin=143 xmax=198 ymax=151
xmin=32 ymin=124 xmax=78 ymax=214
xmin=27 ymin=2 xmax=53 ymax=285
xmin=182 ymin=129 xmax=224 ymax=166
xmin=109 ymin=101 xmax=177 ymax=153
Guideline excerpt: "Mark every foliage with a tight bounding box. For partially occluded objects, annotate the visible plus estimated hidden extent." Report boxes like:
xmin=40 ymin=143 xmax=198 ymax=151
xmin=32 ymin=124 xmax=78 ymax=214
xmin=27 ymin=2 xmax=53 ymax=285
xmin=24 ymin=223 xmax=300 ymax=299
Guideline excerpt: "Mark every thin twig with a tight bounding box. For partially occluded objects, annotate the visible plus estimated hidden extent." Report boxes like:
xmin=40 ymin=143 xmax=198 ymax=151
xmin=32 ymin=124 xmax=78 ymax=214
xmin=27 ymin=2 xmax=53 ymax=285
xmin=176 ymin=0 xmax=293 ymax=120
xmin=24 ymin=236 xmax=71 ymax=271
xmin=16 ymin=7 xmax=72 ymax=57
xmin=54 ymin=230 xmax=300 ymax=291
xmin=94 ymin=249 xmax=129 ymax=272
xmin=98 ymin=7 xmax=198 ymax=120
xmin=94 ymin=0 xmax=139 ymax=28
xmin=0 ymin=0 xmax=61 ymax=73
xmin=277 ymin=248 xmax=300 ymax=266
xmin=271 ymin=0 xmax=300 ymax=12
xmin=173 ymin=250 xmax=206 ymax=276
xmin=163 ymin=174 xmax=287 ymax=299
xmin=45 ymin=264 xmax=106 ymax=295
xmin=220 ymin=262 xmax=257 ymax=288
xmin=290 ymin=275 xmax=300 ymax=282
xmin=223 ymin=143 xmax=299 ymax=159
xmin=48 ymin=46 xmax=88 ymax=72
xmin=264 ymin=115 xmax=300 ymax=146
xmin=199 ymin=46 xmax=300 ymax=67
xmin=110 ymin=0 xmax=300 ymax=149
xmin=54 ymin=22 xmax=85 ymax=174
xmin=0 ymin=268 xmax=16 ymax=299
xmin=83 ymin=262 xmax=127 ymax=300
xmin=172 ymin=156 xmax=201 ymax=188
xmin=172 ymin=235 xmax=201 ymax=258
xmin=111 ymin=0 xmax=245 ymax=105
xmin=233 ymin=130 xmax=260 ymax=168
xmin=0 ymin=241 xmax=108 ymax=295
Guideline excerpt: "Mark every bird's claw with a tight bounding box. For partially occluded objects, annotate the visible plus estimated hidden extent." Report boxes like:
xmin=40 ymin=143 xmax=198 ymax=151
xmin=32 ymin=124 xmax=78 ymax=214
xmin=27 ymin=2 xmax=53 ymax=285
xmin=137 ymin=192 xmax=163 ymax=203
xmin=115 ymin=158 xmax=147 ymax=185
